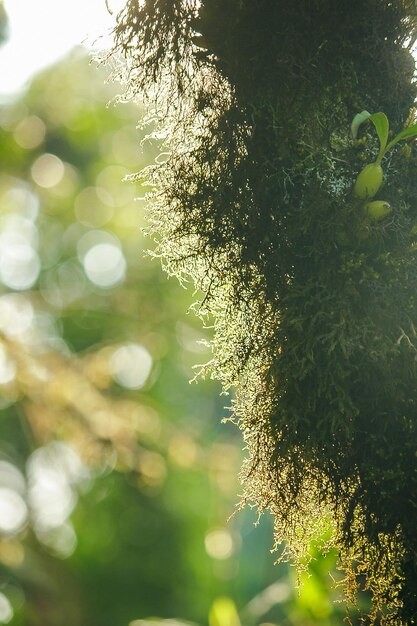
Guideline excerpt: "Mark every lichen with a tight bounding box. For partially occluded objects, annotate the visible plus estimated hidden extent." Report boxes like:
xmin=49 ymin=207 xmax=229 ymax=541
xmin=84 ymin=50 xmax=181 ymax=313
xmin=112 ymin=1 xmax=417 ymax=622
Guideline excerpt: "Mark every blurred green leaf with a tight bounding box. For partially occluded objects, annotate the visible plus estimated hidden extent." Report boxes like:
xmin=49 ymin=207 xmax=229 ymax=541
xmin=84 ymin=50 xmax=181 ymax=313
xmin=209 ymin=598 xmax=241 ymax=626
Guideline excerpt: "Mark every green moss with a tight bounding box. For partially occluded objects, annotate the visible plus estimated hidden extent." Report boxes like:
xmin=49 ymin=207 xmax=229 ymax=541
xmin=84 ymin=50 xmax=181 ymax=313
xmin=112 ymin=1 xmax=417 ymax=623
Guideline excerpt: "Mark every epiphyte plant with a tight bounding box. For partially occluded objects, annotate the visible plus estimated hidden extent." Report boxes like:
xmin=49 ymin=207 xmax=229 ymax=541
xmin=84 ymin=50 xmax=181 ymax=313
xmin=364 ymin=199 xmax=392 ymax=220
xmin=352 ymin=110 xmax=417 ymax=200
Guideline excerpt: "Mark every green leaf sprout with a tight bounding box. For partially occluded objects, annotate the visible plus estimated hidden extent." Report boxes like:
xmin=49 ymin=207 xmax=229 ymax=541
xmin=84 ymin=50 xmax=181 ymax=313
xmin=351 ymin=110 xmax=417 ymax=165
xmin=352 ymin=111 xmax=417 ymax=203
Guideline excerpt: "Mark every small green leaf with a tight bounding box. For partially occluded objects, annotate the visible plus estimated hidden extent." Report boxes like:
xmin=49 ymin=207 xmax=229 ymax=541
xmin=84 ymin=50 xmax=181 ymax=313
xmin=385 ymin=123 xmax=417 ymax=154
xmin=369 ymin=112 xmax=389 ymax=163
xmin=351 ymin=110 xmax=371 ymax=139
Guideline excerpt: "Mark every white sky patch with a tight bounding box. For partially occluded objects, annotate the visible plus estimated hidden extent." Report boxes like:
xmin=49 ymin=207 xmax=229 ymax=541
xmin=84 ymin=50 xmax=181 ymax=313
xmin=0 ymin=0 xmax=415 ymax=99
xmin=0 ymin=0 xmax=125 ymax=96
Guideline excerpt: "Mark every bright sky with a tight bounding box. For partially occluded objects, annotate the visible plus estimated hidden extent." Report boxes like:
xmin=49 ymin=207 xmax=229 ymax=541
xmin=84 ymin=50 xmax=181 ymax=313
xmin=0 ymin=0 xmax=125 ymax=96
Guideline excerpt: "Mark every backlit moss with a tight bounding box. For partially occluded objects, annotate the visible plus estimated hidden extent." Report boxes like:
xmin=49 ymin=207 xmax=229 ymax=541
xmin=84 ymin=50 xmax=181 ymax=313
xmin=112 ymin=2 xmax=417 ymax=623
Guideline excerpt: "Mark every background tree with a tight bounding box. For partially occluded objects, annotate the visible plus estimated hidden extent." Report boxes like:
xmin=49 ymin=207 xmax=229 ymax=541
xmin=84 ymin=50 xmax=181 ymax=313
xmin=112 ymin=1 xmax=417 ymax=624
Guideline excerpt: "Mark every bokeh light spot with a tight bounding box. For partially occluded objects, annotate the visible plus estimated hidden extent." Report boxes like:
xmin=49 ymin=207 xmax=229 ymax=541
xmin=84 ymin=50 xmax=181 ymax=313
xmin=0 ymin=294 xmax=34 ymax=338
xmin=0 ymin=462 xmax=25 ymax=496
xmin=168 ymin=434 xmax=198 ymax=468
xmin=0 ymin=213 xmax=38 ymax=245
xmin=27 ymin=442 xmax=87 ymax=531
xmin=83 ymin=242 xmax=126 ymax=287
xmin=0 ymin=488 xmax=28 ymax=534
xmin=41 ymin=259 xmax=88 ymax=309
xmin=13 ymin=115 xmax=46 ymax=150
xmin=0 ymin=215 xmax=40 ymax=290
xmin=110 ymin=344 xmax=153 ymax=389
xmin=37 ymin=521 xmax=77 ymax=558
xmin=0 ymin=541 xmax=25 ymax=568
xmin=0 ymin=346 xmax=16 ymax=385
xmin=137 ymin=451 xmax=166 ymax=488
xmin=31 ymin=153 xmax=65 ymax=188
xmin=204 ymin=528 xmax=234 ymax=560
xmin=0 ymin=242 xmax=40 ymax=290
xmin=48 ymin=163 xmax=80 ymax=200
xmin=3 ymin=184 xmax=39 ymax=220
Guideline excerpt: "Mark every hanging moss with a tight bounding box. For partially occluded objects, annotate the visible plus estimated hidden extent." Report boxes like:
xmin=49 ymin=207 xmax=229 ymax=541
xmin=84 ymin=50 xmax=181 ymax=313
xmin=112 ymin=1 xmax=417 ymax=623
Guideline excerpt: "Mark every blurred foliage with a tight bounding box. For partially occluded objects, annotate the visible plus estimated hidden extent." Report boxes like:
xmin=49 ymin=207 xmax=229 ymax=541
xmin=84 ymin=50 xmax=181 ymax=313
xmin=0 ymin=47 xmax=351 ymax=626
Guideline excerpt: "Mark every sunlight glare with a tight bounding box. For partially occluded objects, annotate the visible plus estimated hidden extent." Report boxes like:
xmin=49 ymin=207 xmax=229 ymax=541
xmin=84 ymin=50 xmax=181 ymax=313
xmin=0 ymin=0 xmax=126 ymax=96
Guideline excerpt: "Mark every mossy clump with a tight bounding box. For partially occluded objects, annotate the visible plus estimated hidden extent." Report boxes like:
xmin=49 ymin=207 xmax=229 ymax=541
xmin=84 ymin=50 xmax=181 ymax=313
xmin=112 ymin=1 xmax=417 ymax=623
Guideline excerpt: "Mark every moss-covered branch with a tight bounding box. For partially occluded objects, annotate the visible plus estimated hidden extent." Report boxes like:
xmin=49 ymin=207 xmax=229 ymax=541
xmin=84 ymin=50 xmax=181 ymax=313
xmin=112 ymin=1 xmax=417 ymax=622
